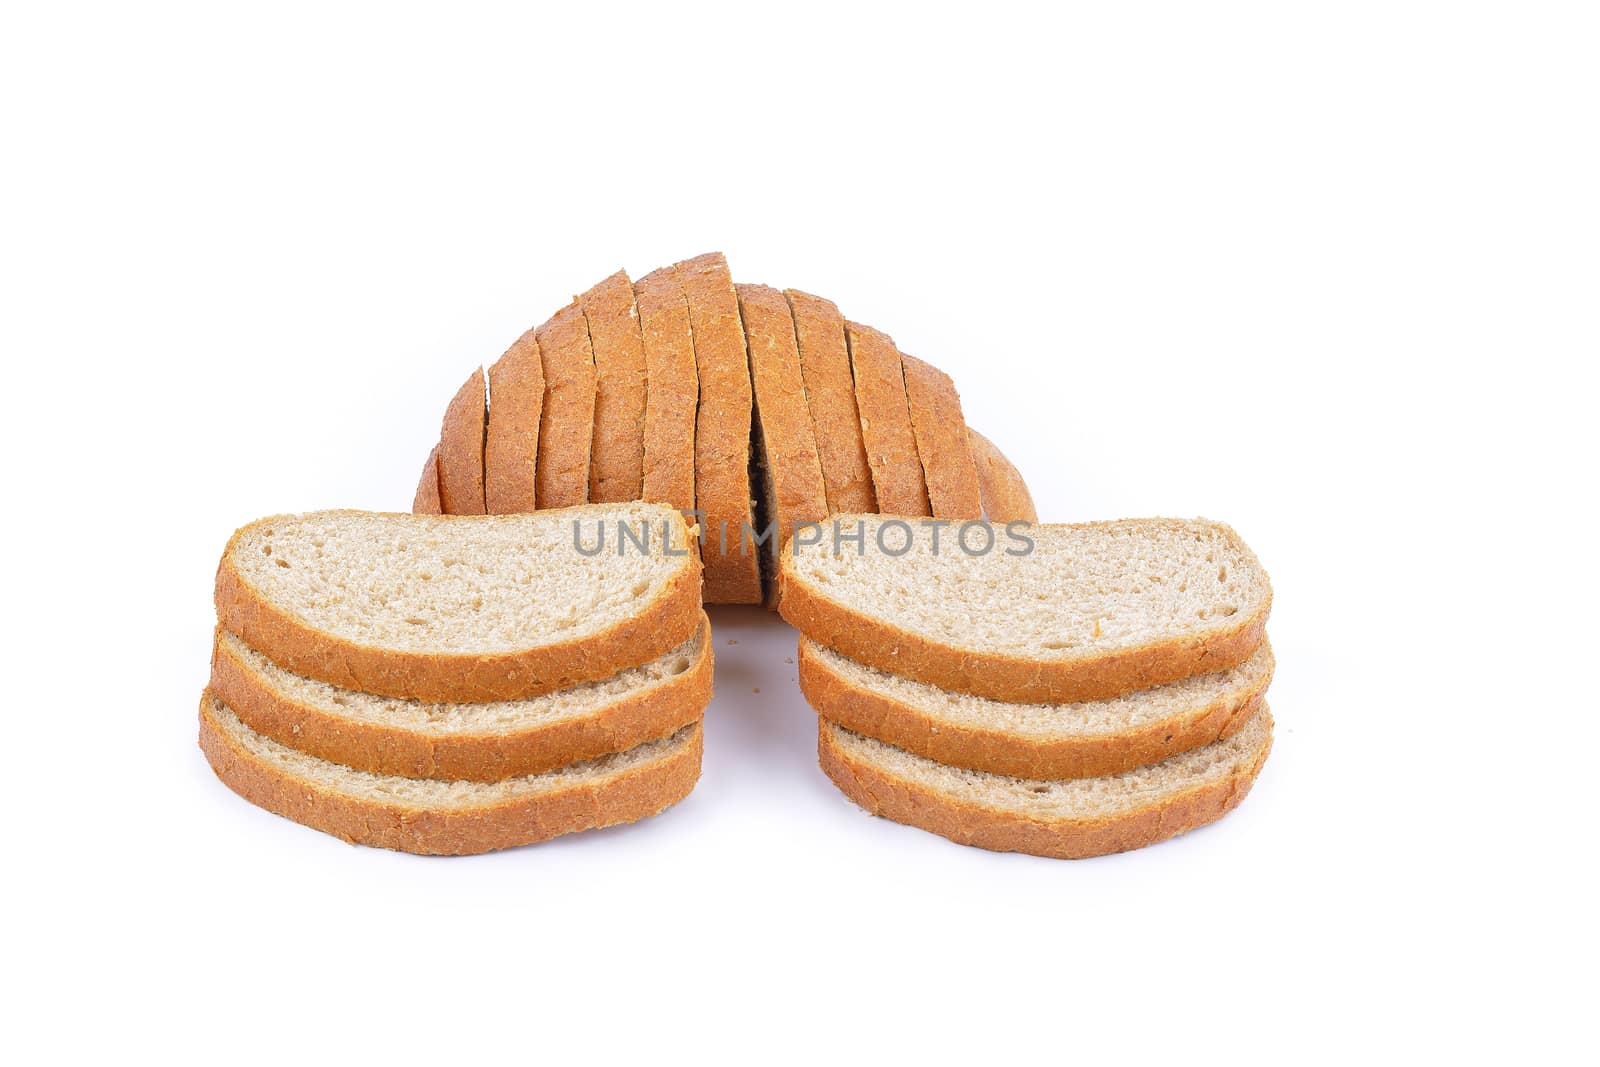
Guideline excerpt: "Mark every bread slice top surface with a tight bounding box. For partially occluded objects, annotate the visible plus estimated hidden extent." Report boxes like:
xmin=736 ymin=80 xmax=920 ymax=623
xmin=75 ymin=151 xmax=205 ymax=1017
xmin=783 ymin=515 xmax=1270 ymax=663
xmin=439 ymin=367 xmax=487 ymax=515
xmin=484 ymin=326 xmax=544 ymax=514
xmin=221 ymin=504 xmax=699 ymax=656
xmin=784 ymin=289 xmax=877 ymax=515
xmin=413 ymin=445 xmax=443 ymax=515
xmin=824 ymin=701 xmax=1271 ymax=820
xmin=968 ymin=427 xmax=1036 ymax=523
xmin=579 ymin=270 xmax=647 ymax=504
xmin=633 ymin=265 xmax=699 ymax=512
xmin=901 ymin=352 xmax=983 ymax=519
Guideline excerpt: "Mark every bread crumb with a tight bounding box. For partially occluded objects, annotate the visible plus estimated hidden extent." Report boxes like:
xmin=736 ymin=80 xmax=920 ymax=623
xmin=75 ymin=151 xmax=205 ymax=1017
xmin=752 ymin=687 xmax=761 ymax=694
xmin=784 ymin=656 xmax=794 ymax=664
xmin=727 ymin=639 xmax=738 ymax=645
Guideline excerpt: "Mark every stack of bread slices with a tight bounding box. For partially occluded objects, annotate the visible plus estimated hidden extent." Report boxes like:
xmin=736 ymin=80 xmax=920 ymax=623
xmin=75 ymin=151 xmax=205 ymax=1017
xmin=200 ymin=503 xmax=712 ymax=855
xmin=778 ymin=515 xmax=1275 ymax=859
xmin=412 ymin=252 xmax=1037 ymax=608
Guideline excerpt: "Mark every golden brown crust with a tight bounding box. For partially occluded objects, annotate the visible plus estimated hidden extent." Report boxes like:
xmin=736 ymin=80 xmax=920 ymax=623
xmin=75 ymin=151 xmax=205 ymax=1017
xmin=484 ymin=327 xmax=544 ymax=513
xmin=799 ymin=636 xmax=1271 ymax=779
xmin=199 ymin=693 xmax=703 ymax=856
xmin=817 ymin=713 xmax=1272 ymax=859
xmin=967 ymin=428 xmax=1037 ymax=523
xmin=676 ymin=253 xmax=761 ymax=604
xmin=214 ymin=507 xmax=705 ymax=704
xmin=901 ymin=353 xmax=982 ymax=519
xmin=846 ymin=321 xmax=929 ymax=516
xmin=785 ymin=290 xmax=876 ymax=515
xmin=439 ymin=368 xmax=487 ymax=515
xmin=210 ymin=615 xmax=714 ymax=782
xmin=634 ymin=266 xmax=698 ymax=512
xmin=579 ymin=271 xmax=647 ymax=504
xmin=413 ymin=445 xmax=443 ymax=514
xmin=534 ymin=302 xmax=597 ymax=509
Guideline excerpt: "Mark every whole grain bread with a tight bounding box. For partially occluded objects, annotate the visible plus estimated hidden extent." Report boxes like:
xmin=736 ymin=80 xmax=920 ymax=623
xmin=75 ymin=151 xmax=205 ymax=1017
xmin=779 ymin=516 xmax=1271 ymax=704
xmin=846 ymin=321 xmax=929 ymax=516
xmin=901 ymin=353 xmax=982 ymax=519
xmin=634 ymin=266 xmax=698 ymax=512
xmin=968 ymin=427 xmax=1036 ymax=523
xmin=214 ymin=505 xmax=704 ymax=703
xmin=199 ymin=692 xmax=702 ymax=855
xmin=785 ymin=289 xmax=876 ymax=515
xmin=819 ymin=703 xmax=1272 ymax=859
xmin=413 ymin=445 xmax=443 ymax=514
xmin=579 ymin=271 xmax=647 ymax=504
xmin=534 ymin=301 xmax=597 ymax=509
xmin=485 ymin=327 xmax=544 ymax=513
xmin=439 ymin=367 xmax=487 ymax=515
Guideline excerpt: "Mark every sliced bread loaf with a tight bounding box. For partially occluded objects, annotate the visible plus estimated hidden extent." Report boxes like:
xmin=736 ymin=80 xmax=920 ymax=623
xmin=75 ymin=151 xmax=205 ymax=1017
xmin=801 ymin=636 xmax=1272 ymax=778
xmin=819 ymin=703 xmax=1272 ymax=859
xmin=214 ymin=505 xmax=704 ymax=703
xmin=439 ymin=367 xmax=487 ymax=515
xmin=846 ymin=321 xmax=929 ymax=516
xmin=901 ymin=353 xmax=982 ymax=519
xmin=484 ymin=327 xmax=544 ymax=513
xmin=785 ymin=289 xmax=876 ymax=515
xmin=780 ymin=516 xmax=1271 ymax=704
xmin=534 ymin=301 xmax=598 ymax=509
xmin=210 ymin=614 xmax=712 ymax=781
xmin=413 ymin=445 xmax=443 ymax=515
xmin=579 ymin=271 xmax=647 ymax=504
xmin=199 ymin=692 xmax=702 ymax=855
xmin=968 ymin=428 xmax=1036 ymax=523
xmin=634 ymin=266 xmax=698 ymax=512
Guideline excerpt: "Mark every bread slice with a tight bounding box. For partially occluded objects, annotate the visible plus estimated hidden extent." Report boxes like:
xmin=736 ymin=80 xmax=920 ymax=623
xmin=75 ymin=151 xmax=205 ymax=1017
xmin=967 ymin=428 xmax=1036 ymax=523
xmin=215 ymin=505 xmax=704 ymax=703
xmin=819 ymin=703 xmax=1272 ymax=859
xmin=780 ymin=516 xmax=1271 ymax=704
xmin=785 ymin=289 xmax=876 ymax=515
xmin=901 ymin=353 xmax=982 ymax=519
xmin=676 ymin=253 xmax=761 ymax=604
xmin=801 ymin=636 xmax=1272 ymax=778
xmin=484 ymin=327 xmax=544 ymax=513
xmin=413 ymin=445 xmax=443 ymax=514
xmin=845 ymin=321 xmax=929 ymax=516
xmin=579 ymin=271 xmax=647 ymax=504
xmin=634 ymin=266 xmax=698 ymax=512
xmin=211 ymin=614 xmax=713 ymax=782
xmin=199 ymin=692 xmax=702 ymax=855
xmin=534 ymin=301 xmax=597 ymax=509
xmin=439 ymin=367 xmax=487 ymax=515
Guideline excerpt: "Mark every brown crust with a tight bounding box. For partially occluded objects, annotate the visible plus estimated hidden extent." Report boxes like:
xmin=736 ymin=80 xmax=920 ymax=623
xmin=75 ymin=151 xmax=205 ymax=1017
xmin=534 ymin=302 xmax=597 ymax=508
xmin=200 ymin=693 xmax=703 ymax=856
xmin=439 ymin=368 xmax=487 ymax=514
xmin=484 ymin=327 xmax=544 ymax=513
xmin=737 ymin=284 xmax=828 ymax=542
xmin=210 ymin=615 xmax=714 ymax=782
xmin=901 ymin=353 xmax=982 ymax=519
xmin=817 ymin=712 xmax=1272 ymax=859
xmin=967 ymin=427 xmax=1037 ymax=523
xmin=214 ymin=507 xmax=705 ymax=703
xmin=634 ymin=266 xmax=698 ymax=512
xmin=846 ymin=321 xmax=929 ymax=516
xmin=799 ymin=635 xmax=1271 ymax=779
xmin=412 ymin=445 xmax=443 ymax=514
xmin=677 ymin=253 xmax=761 ymax=604
xmin=785 ymin=290 xmax=876 ymax=514
xmin=579 ymin=271 xmax=647 ymax=504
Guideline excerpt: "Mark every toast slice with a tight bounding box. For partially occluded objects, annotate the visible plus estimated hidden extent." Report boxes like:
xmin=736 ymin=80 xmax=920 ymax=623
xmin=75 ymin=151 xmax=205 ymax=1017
xmin=968 ymin=428 xmax=1036 ymax=523
xmin=484 ymin=327 xmax=544 ymax=513
xmin=800 ymin=636 xmax=1272 ymax=779
xmin=634 ymin=266 xmax=698 ymax=512
xmin=211 ymin=614 xmax=713 ymax=782
xmin=845 ymin=321 xmax=929 ymax=516
xmin=901 ymin=353 xmax=982 ymax=519
xmin=214 ymin=505 xmax=704 ymax=703
xmin=785 ymin=289 xmax=876 ymax=515
xmin=534 ymin=301 xmax=597 ymax=509
xmin=413 ymin=445 xmax=443 ymax=514
xmin=819 ymin=703 xmax=1272 ymax=859
xmin=676 ymin=253 xmax=761 ymax=603
xmin=579 ymin=271 xmax=647 ymax=504
xmin=439 ymin=367 xmax=487 ymax=515
xmin=779 ymin=516 xmax=1271 ymax=704
xmin=200 ymin=692 xmax=702 ymax=855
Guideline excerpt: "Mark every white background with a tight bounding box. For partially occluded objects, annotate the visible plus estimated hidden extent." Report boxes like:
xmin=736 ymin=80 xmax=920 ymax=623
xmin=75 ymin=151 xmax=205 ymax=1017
xmin=3 ymin=2 xmax=1594 ymax=1062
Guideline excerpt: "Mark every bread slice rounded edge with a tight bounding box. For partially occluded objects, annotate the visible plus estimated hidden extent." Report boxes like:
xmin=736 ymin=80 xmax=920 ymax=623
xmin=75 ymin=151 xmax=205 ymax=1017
xmin=817 ymin=707 xmax=1272 ymax=860
xmin=845 ymin=320 xmax=930 ymax=517
xmin=199 ymin=692 xmax=703 ymax=856
xmin=579 ymin=270 xmax=647 ymax=504
xmin=214 ymin=507 xmax=705 ymax=704
xmin=534 ymin=301 xmax=598 ymax=509
xmin=901 ymin=352 xmax=982 ymax=519
xmin=968 ymin=427 xmax=1037 ymax=523
xmin=784 ymin=289 xmax=876 ymax=515
xmin=413 ymin=445 xmax=443 ymax=514
xmin=484 ymin=327 xmax=544 ymax=514
xmin=439 ymin=367 xmax=487 ymax=514
xmin=635 ymin=266 xmax=698 ymax=513
xmin=799 ymin=635 xmax=1272 ymax=779
xmin=210 ymin=614 xmax=714 ymax=782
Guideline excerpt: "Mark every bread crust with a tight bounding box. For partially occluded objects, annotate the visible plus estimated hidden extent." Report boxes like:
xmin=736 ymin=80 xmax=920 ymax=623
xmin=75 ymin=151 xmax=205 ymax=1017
xmin=439 ymin=368 xmax=487 ymax=514
xmin=901 ymin=353 xmax=983 ymax=519
xmin=534 ymin=302 xmax=597 ymax=509
xmin=199 ymin=694 xmax=703 ymax=856
xmin=634 ymin=266 xmax=698 ymax=512
xmin=579 ymin=271 xmax=647 ymax=503
xmin=210 ymin=615 xmax=714 ymax=782
xmin=846 ymin=321 xmax=929 ymax=516
xmin=799 ymin=636 xmax=1271 ymax=779
xmin=413 ymin=445 xmax=443 ymax=514
xmin=785 ymin=290 xmax=876 ymax=514
xmin=485 ymin=327 xmax=544 ymax=513
xmin=214 ymin=507 xmax=705 ymax=703
xmin=968 ymin=427 xmax=1037 ymax=523
xmin=676 ymin=253 xmax=762 ymax=603
xmin=817 ymin=711 xmax=1272 ymax=859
